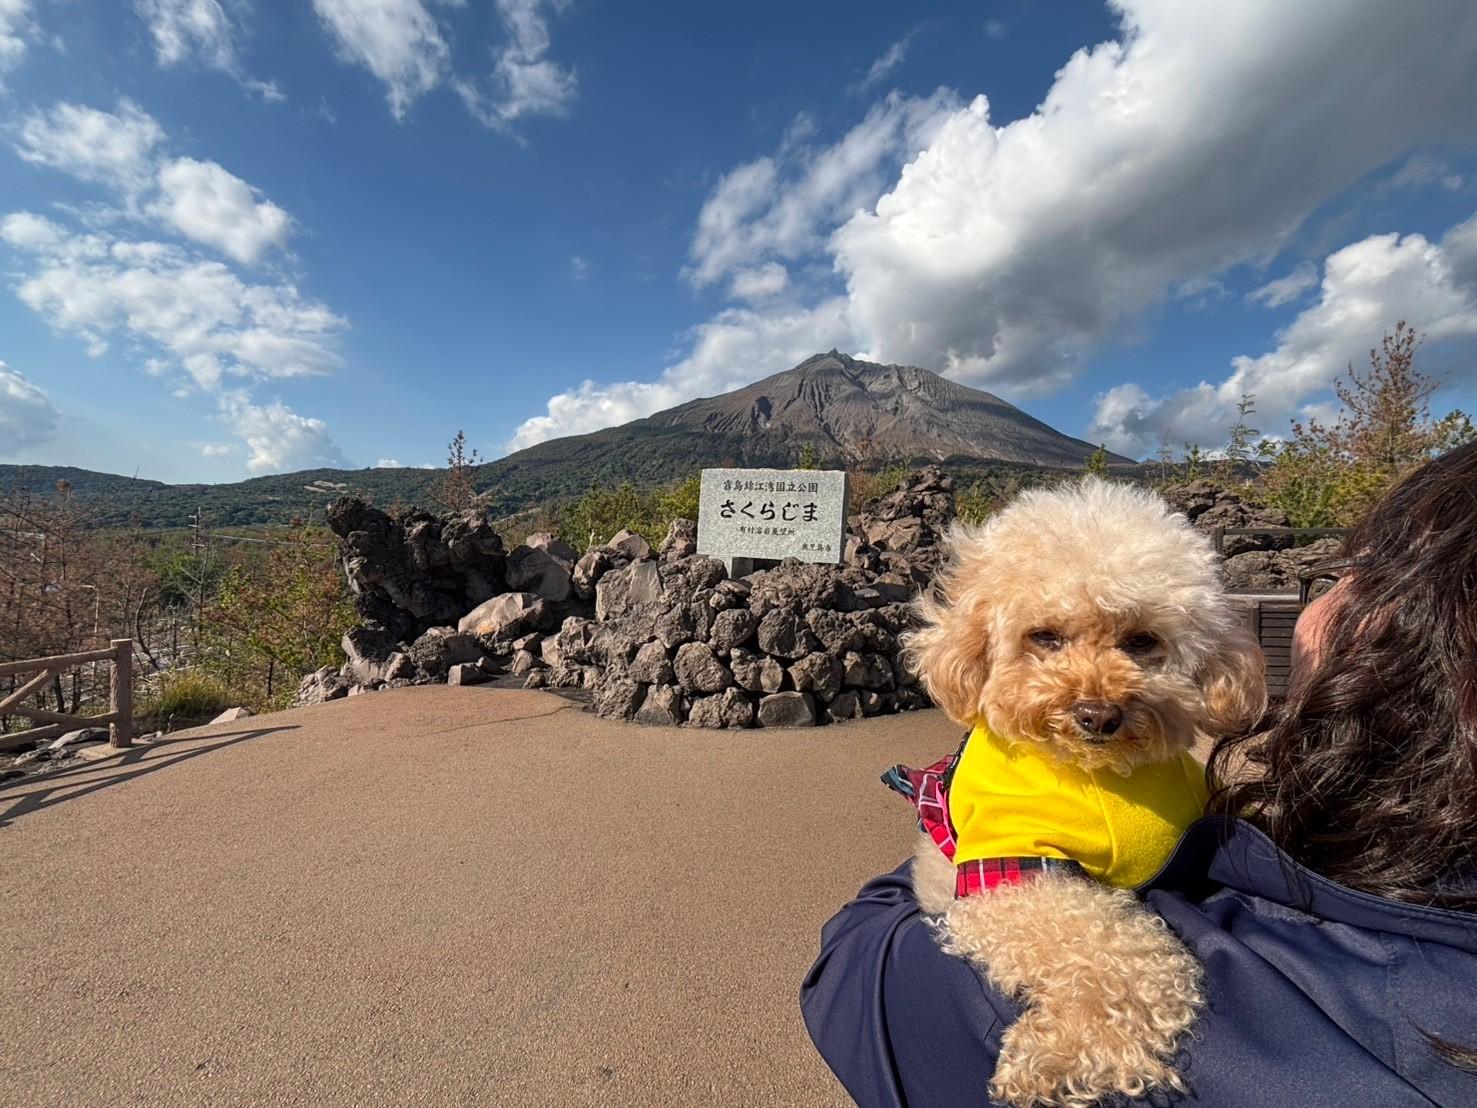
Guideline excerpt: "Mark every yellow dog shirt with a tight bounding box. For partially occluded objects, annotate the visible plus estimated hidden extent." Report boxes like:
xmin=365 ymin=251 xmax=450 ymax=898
xmin=946 ymin=722 xmax=1207 ymax=889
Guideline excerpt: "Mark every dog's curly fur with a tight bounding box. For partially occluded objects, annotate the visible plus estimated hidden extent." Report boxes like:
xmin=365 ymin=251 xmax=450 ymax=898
xmin=903 ymin=478 xmax=1265 ymax=1107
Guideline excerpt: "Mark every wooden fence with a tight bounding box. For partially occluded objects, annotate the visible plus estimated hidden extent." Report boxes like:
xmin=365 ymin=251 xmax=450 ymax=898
xmin=0 ymin=639 xmax=133 ymax=753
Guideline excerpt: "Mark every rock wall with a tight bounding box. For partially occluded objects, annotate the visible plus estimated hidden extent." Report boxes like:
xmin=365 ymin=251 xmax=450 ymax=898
xmin=308 ymin=470 xmax=1331 ymax=723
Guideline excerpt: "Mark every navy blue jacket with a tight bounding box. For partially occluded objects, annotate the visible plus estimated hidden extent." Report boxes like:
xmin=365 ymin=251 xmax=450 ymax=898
xmin=801 ymin=819 xmax=1477 ymax=1107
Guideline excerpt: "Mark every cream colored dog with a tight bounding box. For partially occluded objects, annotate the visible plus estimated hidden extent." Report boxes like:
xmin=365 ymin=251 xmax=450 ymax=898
xmin=902 ymin=478 xmax=1265 ymax=1107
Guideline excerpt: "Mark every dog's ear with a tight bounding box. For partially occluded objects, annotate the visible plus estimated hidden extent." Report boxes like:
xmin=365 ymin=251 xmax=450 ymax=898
xmin=904 ymin=536 xmax=993 ymax=725
xmin=1197 ymin=626 xmax=1267 ymax=736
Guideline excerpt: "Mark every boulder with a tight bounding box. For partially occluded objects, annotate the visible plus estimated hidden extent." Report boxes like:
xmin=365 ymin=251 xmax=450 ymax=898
xmin=292 ymin=666 xmax=351 ymax=707
xmin=447 ymin=662 xmax=488 ymax=687
xmin=341 ymin=624 xmax=398 ymax=684
xmin=687 ymin=688 xmax=755 ymax=728
xmin=525 ymin=531 xmax=579 ymax=566
xmin=756 ymin=609 xmax=818 ymax=660
xmin=730 ymin=648 xmax=786 ymax=693
xmin=608 ymin=528 xmax=655 ymax=563
xmin=708 ymin=608 xmax=756 ymax=655
xmin=510 ymin=649 xmax=543 ymax=677
xmin=594 ymin=675 xmax=644 ymax=720
xmin=673 ymin=642 xmax=733 ymax=695
xmin=843 ymin=651 xmax=895 ymax=690
xmin=756 ymin=691 xmax=816 ymax=728
xmin=572 ymin=548 xmax=613 ymax=600
xmin=633 ymin=683 xmax=684 ymax=726
xmin=629 ymin=640 xmax=675 ymax=685
xmin=823 ymin=689 xmax=862 ymax=722
xmin=660 ymin=518 xmax=698 ymax=561
xmin=654 ymin=603 xmax=699 ymax=649
xmin=407 ymin=627 xmax=485 ymax=677
xmin=457 ymin=592 xmax=547 ymax=640
xmin=789 ymin=652 xmax=843 ymax=700
xmin=595 ymin=560 xmax=663 ymax=621
xmin=503 ymin=545 xmax=574 ymax=602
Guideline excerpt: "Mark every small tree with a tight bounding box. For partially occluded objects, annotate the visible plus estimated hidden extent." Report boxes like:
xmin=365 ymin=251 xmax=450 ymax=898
xmin=1082 ymin=444 xmax=1110 ymax=478
xmin=1260 ymin=322 xmax=1476 ymax=525
xmin=796 ymin=442 xmax=819 ymax=470
xmin=1215 ymin=393 xmax=1260 ymax=484
xmin=437 ymin=430 xmax=483 ymax=512
xmin=1183 ymin=443 xmax=1206 ymax=482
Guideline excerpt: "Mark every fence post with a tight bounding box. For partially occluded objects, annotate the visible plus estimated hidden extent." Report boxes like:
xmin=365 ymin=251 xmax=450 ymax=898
xmin=110 ymin=639 xmax=133 ymax=749
xmin=1212 ymin=526 xmax=1225 ymax=556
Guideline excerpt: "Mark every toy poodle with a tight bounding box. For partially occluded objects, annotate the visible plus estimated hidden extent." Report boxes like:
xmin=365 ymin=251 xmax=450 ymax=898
xmin=890 ymin=477 xmax=1266 ymax=1107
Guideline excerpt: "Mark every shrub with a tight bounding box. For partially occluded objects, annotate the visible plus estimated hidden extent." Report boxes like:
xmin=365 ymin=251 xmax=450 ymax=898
xmin=556 ymin=475 xmax=702 ymax=550
xmin=142 ymin=670 xmax=235 ymax=730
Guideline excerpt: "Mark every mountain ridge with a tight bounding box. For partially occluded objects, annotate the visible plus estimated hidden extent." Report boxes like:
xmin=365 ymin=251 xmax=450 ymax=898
xmin=1 ymin=353 xmax=1128 ymax=527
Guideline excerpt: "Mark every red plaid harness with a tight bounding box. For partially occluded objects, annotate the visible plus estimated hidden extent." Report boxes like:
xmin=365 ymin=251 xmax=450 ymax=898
xmin=883 ymin=737 xmax=1087 ymax=897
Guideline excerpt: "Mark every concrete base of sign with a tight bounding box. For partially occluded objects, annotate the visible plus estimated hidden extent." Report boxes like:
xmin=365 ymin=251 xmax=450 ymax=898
xmin=722 ymin=556 xmax=782 ymax=578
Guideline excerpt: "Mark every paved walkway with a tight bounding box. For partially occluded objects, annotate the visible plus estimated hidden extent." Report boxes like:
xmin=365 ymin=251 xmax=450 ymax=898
xmin=1 ymin=687 xmax=959 ymax=1107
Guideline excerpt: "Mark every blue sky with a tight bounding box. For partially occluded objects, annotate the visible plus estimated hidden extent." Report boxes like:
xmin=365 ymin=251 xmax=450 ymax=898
xmin=2 ymin=0 xmax=1477 ymax=483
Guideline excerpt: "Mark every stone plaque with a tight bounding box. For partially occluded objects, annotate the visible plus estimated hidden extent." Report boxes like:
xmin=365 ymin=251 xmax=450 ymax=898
xmin=697 ymin=468 xmax=848 ymax=566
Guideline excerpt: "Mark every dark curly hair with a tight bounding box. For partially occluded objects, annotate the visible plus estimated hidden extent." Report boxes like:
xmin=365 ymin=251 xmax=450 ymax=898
xmin=1208 ymin=440 xmax=1477 ymax=911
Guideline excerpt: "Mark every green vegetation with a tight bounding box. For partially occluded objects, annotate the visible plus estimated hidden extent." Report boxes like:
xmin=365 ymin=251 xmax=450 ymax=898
xmin=139 ymin=670 xmax=236 ymax=732
xmin=556 ymin=474 xmax=702 ymax=549
xmin=1082 ymin=444 xmax=1110 ymax=477
xmin=1258 ymin=322 xmax=1474 ymax=526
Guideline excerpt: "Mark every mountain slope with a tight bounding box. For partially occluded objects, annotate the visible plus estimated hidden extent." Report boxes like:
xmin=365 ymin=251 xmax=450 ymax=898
xmin=1 ymin=353 xmax=1127 ymax=527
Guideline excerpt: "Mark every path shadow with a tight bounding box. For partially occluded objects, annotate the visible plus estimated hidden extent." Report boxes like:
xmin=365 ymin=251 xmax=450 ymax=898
xmin=0 ymin=725 xmax=296 ymax=829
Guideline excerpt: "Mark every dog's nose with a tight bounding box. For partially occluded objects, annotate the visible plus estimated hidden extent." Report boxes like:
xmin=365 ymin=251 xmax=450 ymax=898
xmin=1073 ymin=700 xmax=1123 ymax=735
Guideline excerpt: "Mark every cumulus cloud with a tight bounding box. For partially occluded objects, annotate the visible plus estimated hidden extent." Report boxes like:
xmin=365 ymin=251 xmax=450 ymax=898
xmin=0 ymin=0 xmax=34 ymax=85
xmin=0 ymin=360 xmax=59 ymax=455
xmin=686 ymin=89 xmax=959 ymax=289
xmin=312 ymin=0 xmax=451 ymax=119
xmin=154 ymin=157 xmax=292 ymax=264
xmin=729 ymin=262 xmax=789 ymax=303
xmin=1247 ymin=261 xmax=1318 ymax=309
xmin=510 ymin=298 xmax=852 ymax=450
xmin=9 ymin=99 xmax=294 ymax=265
xmin=374 ymin=457 xmax=402 ymax=467
xmin=1 ymin=213 xmax=344 ymax=388
xmin=512 ymin=0 xmax=1477 ymax=453
xmin=219 ymin=392 xmax=348 ymax=473
xmin=13 ymin=99 xmax=165 ymax=192
xmin=200 ymin=443 xmax=232 ymax=457
xmin=454 ymin=0 xmax=577 ymax=132
xmin=1088 ymin=215 xmax=1477 ymax=457
xmin=134 ymin=0 xmax=284 ymax=101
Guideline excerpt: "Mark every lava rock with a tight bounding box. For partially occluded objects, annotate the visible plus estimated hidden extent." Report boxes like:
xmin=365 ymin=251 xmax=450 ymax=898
xmin=756 ymin=691 xmax=816 ymax=728
xmin=687 ymin=688 xmax=755 ymax=728
xmin=629 ymin=640 xmax=675 ymax=685
xmin=634 ymin=683 xmax=684 ymax=725
xmin=730 ymin=648 xmax=786 ymax=694
xmin=789 ymin=652 xmax=843 ymax=700
xmin=708 ymin=608 xmax=756 ymax=655
xmin=673 ymin=642 xmax=733 ymax=695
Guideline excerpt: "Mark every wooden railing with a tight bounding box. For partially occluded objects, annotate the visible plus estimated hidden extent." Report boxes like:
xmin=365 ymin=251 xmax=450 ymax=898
xmin=0 ymin=639 xmax=133 ymax=753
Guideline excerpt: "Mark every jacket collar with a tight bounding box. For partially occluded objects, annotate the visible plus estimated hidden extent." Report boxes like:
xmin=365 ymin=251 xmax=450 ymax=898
xmin=1149 ymin=817 xmax=1477 ymax=954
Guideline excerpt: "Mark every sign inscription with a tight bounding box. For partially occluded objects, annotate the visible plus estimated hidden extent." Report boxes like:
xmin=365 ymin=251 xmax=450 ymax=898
xmin=697 ymin=468 xmax=848 ymax=565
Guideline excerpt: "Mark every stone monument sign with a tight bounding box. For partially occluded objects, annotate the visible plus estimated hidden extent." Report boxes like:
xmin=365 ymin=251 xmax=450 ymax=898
xmin=697 ymin=468 xmax=848 ymax=572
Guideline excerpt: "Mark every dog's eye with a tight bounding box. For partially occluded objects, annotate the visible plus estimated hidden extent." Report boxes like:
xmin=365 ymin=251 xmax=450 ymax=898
xmin=1120 ymin=632 xmax=1160 ymax=655
xmin=1028 ymin=629 xmax=1064 ymax=651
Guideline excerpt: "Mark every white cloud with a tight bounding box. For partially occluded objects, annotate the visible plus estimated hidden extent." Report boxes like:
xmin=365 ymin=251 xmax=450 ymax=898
xmin=686 ymin=89 xmax=960 ymax=288
xmin=13 ymin=100 xmax=165 ymax=192
xmin=0 ymin=0 xmax=35 ymax=85
xmin=374 ymin=457 xmax=402 ymax=467
xmin=517 ymin=0 xmax=1477 ymax=451
xmin=983 ymin=19 xmax=1006 ymax=40
xmin=312 ymin=0 xmax=450 ymax=119
xmin=510 ymin=298 xmax=852 ymax=450
xmin=1089 ymin=215 xmax=1477 ymax=456
xmin=1 ymin=213 xmax=344 ymax=389
xmin=454 ymin=0 xmax=576 ymax=131
xmin=1247 ymin=261 xmax=1318 ymax=309
xmin=10 ymin=100 xmax=294 ymax=264
xmin=0 ymin=360 xmax=59 ymax=455
xmin=729 ymin=262 xmax=789 ymax=303
xmin=219 ymin=392 xmax=347 ymax=473
xmin=200 ymin=442 xmax=232 ymax=457
xmin=569 ymin=254 xmax=588 ymax=280
xmin=154 ymin=157 xmax=292 ymax=264
xmin=134 ymin=0 xmax=284 ymax=101
xmin=834 ymin=0 xmax=1477 ymax=395
xmin=859 ymin=32 xmax=914 ymax=91
xmin=1391 ymin=154 xmax=1464 ymax=192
